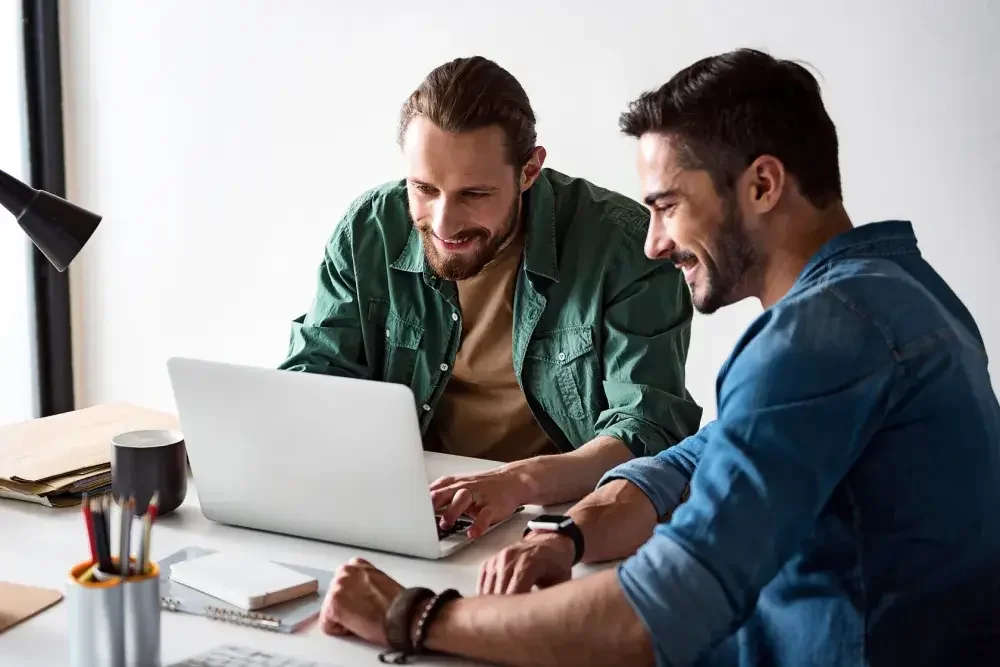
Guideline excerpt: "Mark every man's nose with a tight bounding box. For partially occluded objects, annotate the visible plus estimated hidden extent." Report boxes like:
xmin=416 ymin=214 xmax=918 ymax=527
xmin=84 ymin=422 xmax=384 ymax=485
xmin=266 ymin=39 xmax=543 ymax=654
xmin=431 ymin=198 xmax=462 ymax=239
xmin=644 ymin=221 xmax=676 ymax=260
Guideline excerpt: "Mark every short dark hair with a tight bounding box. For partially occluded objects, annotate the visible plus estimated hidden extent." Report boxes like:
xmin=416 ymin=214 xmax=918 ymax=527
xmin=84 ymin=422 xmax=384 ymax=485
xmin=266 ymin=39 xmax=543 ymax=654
xmin=398 ymin=56 xmax=537 ymax=168
xmin=620 ymin=48 xmax=842 ymax=208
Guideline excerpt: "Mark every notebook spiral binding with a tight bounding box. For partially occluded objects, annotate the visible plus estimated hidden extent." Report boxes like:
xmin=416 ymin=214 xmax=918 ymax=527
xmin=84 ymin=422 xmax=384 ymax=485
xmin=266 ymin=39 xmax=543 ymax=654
xmin=160 ymin=597 xmax=283 ymax=631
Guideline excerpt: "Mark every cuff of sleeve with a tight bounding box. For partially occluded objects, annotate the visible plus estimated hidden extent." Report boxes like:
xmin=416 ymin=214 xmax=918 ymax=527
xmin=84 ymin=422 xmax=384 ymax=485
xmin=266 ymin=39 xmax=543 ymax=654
xmin=617 ymin=531 xmax=734 ymax=667
xmin=597 ymin=417 xmax=669 ymax=458
xmin=598 ymin=457 xmax=690 ymax=518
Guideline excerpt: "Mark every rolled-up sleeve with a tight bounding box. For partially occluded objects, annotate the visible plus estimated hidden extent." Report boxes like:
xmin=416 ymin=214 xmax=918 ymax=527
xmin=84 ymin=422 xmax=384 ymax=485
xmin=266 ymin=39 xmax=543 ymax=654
xmin=594 ymin=255 xmax=703 ymax=457
xmin=614 ymin=291 xmax=897 ymax=666
xmin=597 ymin=423 xmax=712 ymax=518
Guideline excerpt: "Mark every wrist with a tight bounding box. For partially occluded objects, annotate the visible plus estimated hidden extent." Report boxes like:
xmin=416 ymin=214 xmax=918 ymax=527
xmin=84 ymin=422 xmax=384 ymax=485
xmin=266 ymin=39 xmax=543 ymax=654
xmin=523 ymin=515 xmax=585 ymax=566
xmin=408 ymin=589 xmax=462 ymax=655
xmin=409 ymin=598 xmax=435 ymax=646
xmin=416 ymin=596 xmax=463 ymax=655
xmin=501 ymin=459 xmax=542 ymax=502
xmin=524 ymin=530 xmax=577 ymax=566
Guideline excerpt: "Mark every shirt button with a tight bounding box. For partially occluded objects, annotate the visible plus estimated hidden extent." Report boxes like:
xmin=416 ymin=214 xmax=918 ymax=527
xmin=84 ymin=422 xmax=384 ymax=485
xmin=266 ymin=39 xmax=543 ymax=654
xmin=385 ymin=329 xmax=390 ymax=338
xmin=451 ymin=313 xmax=459 ymax=322
xmin=439 ymin=363 xmax=449 ymax=372
xmin=422 ymin=404 xmax=431 ymax=412
xmin=557 ymin=352 xmax=566 ymax=361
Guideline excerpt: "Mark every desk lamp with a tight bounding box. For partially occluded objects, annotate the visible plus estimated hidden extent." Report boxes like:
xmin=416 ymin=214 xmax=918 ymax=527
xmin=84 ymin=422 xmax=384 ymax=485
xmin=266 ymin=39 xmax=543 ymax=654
xmin=0 ymin=167 xmax=101 ymax=271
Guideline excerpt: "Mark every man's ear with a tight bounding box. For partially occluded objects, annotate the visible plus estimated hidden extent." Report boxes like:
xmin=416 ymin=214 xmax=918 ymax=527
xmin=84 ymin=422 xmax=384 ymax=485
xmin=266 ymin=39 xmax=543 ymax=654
xmin=745 ymin=154 xmax=786 ymax=214
xmin=520 ymin=146 xmax=547 ymax=192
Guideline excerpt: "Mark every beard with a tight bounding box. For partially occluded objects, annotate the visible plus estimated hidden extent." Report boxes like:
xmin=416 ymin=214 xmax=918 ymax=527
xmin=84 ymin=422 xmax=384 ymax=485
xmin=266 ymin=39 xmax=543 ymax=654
xmin=672 ymin=197 xmax=758 ymax=315
xmin=416 ymin=194 xmax=521 ymax=281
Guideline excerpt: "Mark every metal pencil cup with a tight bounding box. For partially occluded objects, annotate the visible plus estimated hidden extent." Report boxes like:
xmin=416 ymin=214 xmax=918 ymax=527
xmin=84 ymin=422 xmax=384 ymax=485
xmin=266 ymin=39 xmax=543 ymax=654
xmin=67 ymin=558 xmax=162 ymax=667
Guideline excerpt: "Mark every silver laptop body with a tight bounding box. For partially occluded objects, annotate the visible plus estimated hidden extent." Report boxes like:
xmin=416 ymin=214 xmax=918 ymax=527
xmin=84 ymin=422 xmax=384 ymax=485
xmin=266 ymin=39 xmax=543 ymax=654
xmin=166 ymin=357 xmax=509 ymax=559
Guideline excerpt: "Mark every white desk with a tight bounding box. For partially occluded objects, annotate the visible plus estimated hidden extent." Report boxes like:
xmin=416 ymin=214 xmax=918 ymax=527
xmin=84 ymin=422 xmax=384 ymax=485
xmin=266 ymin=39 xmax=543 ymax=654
xmin=0 ymin=453 xmax=604 ymax=666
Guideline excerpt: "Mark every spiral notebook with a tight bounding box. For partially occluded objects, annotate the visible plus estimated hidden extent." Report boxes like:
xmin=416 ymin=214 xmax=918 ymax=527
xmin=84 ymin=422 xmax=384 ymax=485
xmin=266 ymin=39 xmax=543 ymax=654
xmin=157 ymin=546 xmax=332 ymax=633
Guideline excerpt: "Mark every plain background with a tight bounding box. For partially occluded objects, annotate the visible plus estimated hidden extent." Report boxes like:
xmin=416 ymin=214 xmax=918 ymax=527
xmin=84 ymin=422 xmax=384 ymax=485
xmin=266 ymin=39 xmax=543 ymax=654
xmin=0 ymin=0 xmax=37 ymax=423
xmin=58 ymin=0 xmax=1000 ymax=423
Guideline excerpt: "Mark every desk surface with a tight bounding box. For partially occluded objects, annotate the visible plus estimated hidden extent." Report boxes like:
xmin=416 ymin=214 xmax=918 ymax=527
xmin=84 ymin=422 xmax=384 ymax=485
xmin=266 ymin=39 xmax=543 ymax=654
xmin=0 ymin=452 xmax=604 ymax=666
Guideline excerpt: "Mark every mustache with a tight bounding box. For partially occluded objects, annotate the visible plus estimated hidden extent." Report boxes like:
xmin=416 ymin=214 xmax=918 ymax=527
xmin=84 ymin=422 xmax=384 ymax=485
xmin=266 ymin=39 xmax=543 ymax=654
xmin=416 ymin=222 xmax=488 ymax=243
xmin=667 ymin=250 xmax=698 ymax=265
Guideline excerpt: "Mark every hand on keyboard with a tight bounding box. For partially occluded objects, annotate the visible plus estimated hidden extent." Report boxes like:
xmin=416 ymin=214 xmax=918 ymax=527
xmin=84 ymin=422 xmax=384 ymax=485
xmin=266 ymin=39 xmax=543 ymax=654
xmin=430 ymin=467 xmax=528 ymax=539
xmin=436 ymin=515 xmax=473 ymax=540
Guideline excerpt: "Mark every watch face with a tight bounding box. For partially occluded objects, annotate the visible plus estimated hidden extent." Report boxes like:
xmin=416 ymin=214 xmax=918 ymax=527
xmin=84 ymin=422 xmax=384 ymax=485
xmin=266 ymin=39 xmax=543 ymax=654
xmin=528 ymin=514 xmax=573 ymax=530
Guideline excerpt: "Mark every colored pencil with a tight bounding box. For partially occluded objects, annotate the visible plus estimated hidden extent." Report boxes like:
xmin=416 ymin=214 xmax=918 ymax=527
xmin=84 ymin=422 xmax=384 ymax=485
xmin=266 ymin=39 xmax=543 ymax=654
xmin=81 ymin=493 xmax=97 ymax=564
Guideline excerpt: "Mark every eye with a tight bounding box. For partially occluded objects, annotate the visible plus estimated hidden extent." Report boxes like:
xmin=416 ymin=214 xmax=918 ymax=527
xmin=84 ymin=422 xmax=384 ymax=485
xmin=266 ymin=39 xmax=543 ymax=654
xmin=462 ymin=191 xmax=490 ymax=200
xmin=655 ymin=201 xmax=677 ymax=214
xmin=413 ymin=183 xmax=437 ymax=196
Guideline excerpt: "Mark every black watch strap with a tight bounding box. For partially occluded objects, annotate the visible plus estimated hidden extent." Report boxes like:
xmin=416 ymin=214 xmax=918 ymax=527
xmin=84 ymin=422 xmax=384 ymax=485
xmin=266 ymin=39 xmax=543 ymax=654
xmin=524 ymin=521 xmax=585 ymax=566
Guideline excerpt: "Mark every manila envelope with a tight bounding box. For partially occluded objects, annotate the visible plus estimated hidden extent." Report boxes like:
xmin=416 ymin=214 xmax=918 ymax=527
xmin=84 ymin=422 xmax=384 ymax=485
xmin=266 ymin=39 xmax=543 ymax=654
xmin=0 ymin=402 xmax=179 ymax=484
xmin=0 ymin=582 xmax=63 ymax=634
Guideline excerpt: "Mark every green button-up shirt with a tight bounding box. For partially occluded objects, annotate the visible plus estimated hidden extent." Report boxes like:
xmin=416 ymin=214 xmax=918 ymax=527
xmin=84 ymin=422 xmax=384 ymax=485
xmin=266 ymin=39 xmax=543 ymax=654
xmin=280 ymin=168 xmax=702 ymax=456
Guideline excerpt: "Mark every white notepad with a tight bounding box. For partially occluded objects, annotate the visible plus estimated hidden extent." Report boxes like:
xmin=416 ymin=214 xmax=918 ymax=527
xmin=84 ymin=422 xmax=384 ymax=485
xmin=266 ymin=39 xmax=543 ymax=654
xmin=168 ymin=552 xmax=319 ymax=611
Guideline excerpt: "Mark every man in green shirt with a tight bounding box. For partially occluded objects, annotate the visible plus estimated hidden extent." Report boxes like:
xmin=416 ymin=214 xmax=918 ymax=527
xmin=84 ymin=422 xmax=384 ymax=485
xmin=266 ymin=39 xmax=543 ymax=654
xmin=279 ymin=56 xmax=701 ymax=537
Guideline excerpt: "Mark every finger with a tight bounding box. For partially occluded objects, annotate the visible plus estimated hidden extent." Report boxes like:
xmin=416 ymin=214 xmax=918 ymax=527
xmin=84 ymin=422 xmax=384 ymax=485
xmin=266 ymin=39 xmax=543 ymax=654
xmin=430 ymin=486 xmax=459 ymax=511
xmin=322 ymin=616 xmax=350 ymax=636
xmin=504 ymin=560 xmax=533 ymax=595
xmin=477 ymin=558 xmax=494 ymax=595
xmin=429 ymin=475 xmax=455 ymax=491
xmin=320 ymin=585 xmax=347 ymax=636
xmin=491 ymin=555 xmax=518 ymax=595
xmin=482 ymin=555 xmax=501 ymax=595
xmin=466 ymin=506 xmax=495 ymax=540
xmin=441 ymin=488 xmax=474 ymax=528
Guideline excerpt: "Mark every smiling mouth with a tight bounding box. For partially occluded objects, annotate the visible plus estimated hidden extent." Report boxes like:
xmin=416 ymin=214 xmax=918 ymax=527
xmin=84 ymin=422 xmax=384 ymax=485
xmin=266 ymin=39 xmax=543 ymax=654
xmin=674 ymin=260 xmax=699 ymax=284
xmin=435 ymin=235 xmax=480 ymax=251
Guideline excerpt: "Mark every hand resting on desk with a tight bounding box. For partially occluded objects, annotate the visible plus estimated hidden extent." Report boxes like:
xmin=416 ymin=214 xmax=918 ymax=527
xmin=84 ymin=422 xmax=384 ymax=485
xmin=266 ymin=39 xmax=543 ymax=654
xmin=321 ymin=558 xmax=401 ymax=646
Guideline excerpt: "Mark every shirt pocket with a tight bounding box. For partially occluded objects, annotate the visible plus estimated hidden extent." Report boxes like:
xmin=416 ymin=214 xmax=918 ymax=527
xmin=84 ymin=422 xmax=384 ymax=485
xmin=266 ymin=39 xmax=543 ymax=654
xmin=367 ymin=298 xmax=424 ymax=387
xmin=525 ymin=327 xmax=600 ymax=420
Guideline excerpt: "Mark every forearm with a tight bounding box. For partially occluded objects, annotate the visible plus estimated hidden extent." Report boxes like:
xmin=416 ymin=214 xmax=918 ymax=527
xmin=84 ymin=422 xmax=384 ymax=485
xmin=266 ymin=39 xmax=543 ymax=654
xmin=521 ymin=477 xmax=659 ymax=565
xmin=569 ymin=478 xmax=658 ymax=563
xmin=507 ymin=436 xmax=633 ymax=506
xmin=425 ymin=570 xmax=653 ymax=667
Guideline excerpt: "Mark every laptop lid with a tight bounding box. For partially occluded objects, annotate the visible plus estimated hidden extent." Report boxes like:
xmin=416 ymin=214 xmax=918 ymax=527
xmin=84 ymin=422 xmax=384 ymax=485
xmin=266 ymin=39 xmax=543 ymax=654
xmin=166 ymin=357 xmax=444 ymax=559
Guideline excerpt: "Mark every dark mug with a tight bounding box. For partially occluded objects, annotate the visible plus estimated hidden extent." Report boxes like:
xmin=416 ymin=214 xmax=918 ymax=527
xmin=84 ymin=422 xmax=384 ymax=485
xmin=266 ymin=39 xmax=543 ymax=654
xmin=111 ymin=429 xmax=187 ymax=516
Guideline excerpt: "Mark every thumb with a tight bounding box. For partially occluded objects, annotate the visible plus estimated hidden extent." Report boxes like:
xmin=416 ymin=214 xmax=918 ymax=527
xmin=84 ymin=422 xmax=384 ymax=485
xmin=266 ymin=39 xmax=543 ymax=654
xmin=323 ymin=618 xmax=351 ymax=636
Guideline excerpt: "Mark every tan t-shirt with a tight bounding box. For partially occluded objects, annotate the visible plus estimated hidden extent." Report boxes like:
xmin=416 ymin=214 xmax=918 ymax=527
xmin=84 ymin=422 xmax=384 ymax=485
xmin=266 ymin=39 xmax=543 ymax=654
xmin=425 ymin=229 xmax=556 ymax=462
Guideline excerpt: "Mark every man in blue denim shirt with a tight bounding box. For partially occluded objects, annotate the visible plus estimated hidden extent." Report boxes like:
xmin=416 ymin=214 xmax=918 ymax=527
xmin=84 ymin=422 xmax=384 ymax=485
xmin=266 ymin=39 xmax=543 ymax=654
xmin=318 ymin=49 xmax=1000 ymax=666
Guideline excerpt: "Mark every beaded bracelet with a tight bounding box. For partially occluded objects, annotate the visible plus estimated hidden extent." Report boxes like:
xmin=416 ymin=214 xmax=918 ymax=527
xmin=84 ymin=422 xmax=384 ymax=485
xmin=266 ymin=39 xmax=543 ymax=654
xmin=413 ymin=588 xmax=462 ymax=655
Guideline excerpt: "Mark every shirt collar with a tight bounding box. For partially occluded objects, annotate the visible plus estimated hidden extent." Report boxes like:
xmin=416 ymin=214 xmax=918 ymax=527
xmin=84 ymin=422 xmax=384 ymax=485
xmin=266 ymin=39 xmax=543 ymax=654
xmin=797 ymin=220 xmax=919 ymax=283
xmin=390 ymin=171 xmax=560 ymax=282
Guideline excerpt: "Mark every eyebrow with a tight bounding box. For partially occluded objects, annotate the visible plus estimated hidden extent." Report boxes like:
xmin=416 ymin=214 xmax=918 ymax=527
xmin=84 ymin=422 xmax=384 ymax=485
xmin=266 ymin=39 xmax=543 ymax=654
xmin=410 ymin=179 xmax=498 ymax=193
xmin=643 ymin=188 xmax=682 ymax=206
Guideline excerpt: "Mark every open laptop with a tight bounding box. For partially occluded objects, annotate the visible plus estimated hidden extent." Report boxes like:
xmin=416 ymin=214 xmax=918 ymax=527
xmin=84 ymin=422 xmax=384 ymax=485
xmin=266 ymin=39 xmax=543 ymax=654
xmin=165 ymin=357 xmax=521 ymax=559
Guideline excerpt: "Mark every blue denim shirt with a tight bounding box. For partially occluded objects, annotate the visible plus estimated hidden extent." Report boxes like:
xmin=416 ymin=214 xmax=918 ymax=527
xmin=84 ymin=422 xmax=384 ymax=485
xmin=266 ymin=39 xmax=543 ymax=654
xmin=602 ymin=221 xmax=1000 ymax=667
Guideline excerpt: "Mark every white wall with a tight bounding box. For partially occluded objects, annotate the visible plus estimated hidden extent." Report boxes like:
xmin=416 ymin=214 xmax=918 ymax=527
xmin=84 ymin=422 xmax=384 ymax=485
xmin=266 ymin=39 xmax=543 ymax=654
xmin=60 ymin=0 xmax=1000 ymax=423
xmin=0 ymin=0 xmax=37 ymax=423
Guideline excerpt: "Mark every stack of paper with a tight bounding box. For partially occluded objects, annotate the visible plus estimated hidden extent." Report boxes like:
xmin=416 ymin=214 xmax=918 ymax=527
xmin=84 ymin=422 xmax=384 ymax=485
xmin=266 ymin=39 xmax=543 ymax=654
xmin=0 ymin=403 xmax=179 ymax=507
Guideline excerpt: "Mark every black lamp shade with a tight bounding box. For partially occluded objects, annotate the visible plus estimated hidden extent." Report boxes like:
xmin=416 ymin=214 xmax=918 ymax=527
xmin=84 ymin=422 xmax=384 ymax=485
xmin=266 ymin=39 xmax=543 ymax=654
xmin=0 ymin=168 xmax=101 ymax=272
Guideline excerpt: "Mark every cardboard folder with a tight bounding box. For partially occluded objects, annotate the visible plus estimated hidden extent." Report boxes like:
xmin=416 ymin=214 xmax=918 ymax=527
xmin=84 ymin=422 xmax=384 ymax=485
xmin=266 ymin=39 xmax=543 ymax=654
xmin=0 ymin=582 xmax=63 ymax=634
xmin=0 ymin=402 xmax=179 ymax=507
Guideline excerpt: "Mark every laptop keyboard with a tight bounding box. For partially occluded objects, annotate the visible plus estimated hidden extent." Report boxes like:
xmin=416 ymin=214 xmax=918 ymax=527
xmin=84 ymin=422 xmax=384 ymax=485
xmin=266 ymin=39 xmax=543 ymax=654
xmin=168 ymin=644 xmax=341 ymax=666
xmin=436 ymin=516 xmax=472 ymax=540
